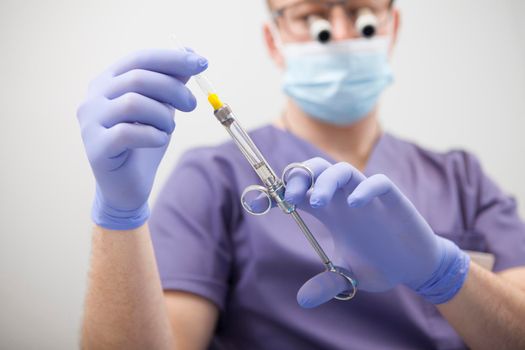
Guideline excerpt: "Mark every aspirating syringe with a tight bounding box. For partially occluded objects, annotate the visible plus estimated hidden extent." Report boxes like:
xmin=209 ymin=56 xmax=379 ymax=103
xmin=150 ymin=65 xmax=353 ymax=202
xmin=176 ymin=44 xmax=357 ymax=301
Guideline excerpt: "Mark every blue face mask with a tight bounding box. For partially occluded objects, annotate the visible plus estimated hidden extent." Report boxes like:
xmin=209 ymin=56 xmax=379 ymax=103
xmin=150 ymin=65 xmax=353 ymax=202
xmin=282 ymin=37 xmax=394 ymax=125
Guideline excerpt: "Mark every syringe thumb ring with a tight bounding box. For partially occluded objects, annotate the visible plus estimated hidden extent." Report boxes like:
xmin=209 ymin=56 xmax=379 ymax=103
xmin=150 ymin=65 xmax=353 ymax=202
xmin=330 ymin=266 xmax=358 ymax=300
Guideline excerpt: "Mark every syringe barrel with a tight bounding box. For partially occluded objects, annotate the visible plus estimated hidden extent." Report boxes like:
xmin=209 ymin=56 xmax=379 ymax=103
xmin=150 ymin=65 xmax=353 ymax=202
xmin=214 ymin=105 xmax=278 ymax=187
xmin=214 ymin=105 xmax=295 ymax=214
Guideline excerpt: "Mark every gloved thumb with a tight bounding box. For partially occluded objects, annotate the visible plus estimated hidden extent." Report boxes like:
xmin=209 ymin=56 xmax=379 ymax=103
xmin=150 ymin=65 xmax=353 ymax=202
xmin=297 ymin=270 xmax=350 ymax=308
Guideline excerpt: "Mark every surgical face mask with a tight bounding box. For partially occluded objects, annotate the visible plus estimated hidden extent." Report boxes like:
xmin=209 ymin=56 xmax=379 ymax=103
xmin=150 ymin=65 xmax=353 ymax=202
xmin=281 ymin=37 xmax=394 ymax=125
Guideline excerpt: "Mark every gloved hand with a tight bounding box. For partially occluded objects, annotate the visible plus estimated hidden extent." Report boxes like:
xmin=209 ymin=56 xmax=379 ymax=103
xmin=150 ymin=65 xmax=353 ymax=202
xmin=284 ymin=157 xmax=470 ymax=308
xmin=77 ymin=49 xmax=208 ymax=230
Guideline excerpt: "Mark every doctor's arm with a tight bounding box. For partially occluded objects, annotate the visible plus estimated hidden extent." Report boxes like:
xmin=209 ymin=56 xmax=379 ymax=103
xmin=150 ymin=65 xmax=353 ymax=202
xmin=284 ymin=157 xmax=525 ymax=350
xmin=437 ymin=264 xmax=525 ymax=350
xmin=82 ymin=224 xmax=218 ymax=350
xmin=78 ymin=49 xmax=218 ymax=349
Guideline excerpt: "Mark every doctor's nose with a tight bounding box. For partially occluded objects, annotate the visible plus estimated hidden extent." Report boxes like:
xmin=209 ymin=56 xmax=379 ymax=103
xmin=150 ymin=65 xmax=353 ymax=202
xmin=330 ymin=6 xmax=359 ymax=41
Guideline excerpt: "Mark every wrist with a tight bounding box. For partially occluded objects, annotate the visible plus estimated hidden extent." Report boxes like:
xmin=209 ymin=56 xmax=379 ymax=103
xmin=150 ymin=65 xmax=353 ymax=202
xmin=92 ymin=193 xmax=150 ymax=231
xmin=413 ymin=239 xmax=471 ymax=304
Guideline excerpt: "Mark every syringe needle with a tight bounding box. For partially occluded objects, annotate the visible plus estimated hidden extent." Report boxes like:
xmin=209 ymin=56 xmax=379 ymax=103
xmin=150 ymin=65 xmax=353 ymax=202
xmin=171 ymin=35 xmax=224 ymax=110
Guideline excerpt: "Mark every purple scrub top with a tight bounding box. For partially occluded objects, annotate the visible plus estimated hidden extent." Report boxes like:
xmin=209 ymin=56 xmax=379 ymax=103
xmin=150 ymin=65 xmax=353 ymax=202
xmin=150 ymin=125 xmax=525 ymax=350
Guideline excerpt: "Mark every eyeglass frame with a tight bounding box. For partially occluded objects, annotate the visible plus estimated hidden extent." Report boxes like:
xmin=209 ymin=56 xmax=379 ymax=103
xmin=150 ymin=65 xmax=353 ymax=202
xmin=271 ymin=0 xmax=395 ymax=39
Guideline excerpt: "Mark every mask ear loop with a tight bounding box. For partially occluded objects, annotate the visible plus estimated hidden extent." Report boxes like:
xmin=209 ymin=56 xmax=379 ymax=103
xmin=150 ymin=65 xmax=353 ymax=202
xmin=268 ymin=19 xmax=285 ymax=53
xmin=382 ymin=10 xmax=396 ymax=56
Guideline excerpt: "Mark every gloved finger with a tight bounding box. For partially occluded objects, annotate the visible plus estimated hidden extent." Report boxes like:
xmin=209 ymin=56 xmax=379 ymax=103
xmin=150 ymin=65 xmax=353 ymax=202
xmin=103 ymin=123 xmax=170 ymax=157
xmin=347 ymin=174 xmax=401 ymax=208
xmin=104 ymin=69 xmax=197 ymax=112
xmin=284 ymin=157 xmax=332 ymax=205
xmin=297 ymin=270 xmax=350 ymax=309
xmin=109 ymin=49 xmax=208 ymax=79
xmin=309 ymin=162 xmax=366 ymax=208
xmin=173 ymin=48 xmax=195 ymax=84
xmin=101 ymin=92 xmax=175 ymax=134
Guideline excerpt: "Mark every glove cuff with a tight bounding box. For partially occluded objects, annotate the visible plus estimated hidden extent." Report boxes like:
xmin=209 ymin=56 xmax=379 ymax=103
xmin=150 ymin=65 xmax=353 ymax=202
xmin=91 ymin=194 xmax=150 ymax=231
xmin=414 ymin=240 xmax=471 ymax=304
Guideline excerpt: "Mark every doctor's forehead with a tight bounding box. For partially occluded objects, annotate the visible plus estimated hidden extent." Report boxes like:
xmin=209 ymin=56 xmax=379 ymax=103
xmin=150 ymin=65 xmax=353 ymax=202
xmin=266 ymin=0 xmax=391 ymax=10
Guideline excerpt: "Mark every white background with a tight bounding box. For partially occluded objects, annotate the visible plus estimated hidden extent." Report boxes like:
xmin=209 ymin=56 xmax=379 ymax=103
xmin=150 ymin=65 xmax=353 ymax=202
xmin=0 ymin=0 xmax=524 ymax=348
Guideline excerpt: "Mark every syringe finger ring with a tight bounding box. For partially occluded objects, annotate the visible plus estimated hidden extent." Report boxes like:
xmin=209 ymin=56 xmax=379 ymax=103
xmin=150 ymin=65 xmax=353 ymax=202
xmin=241 ymin=185 xmax=272 ymax=216
xmin=282 ymin=162 xmax=315 ymax=190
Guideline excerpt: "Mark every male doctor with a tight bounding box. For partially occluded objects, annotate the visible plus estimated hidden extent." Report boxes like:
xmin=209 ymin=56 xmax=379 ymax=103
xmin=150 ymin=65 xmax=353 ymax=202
xmin=78 ymin=0 xmax=525 ymax=348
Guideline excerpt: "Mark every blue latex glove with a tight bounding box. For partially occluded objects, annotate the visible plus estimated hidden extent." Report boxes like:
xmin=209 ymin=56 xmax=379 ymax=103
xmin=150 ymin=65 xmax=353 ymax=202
xmin=77 ymin=49 xmax=208 ymax=230
xmin=284 ymin=157 xmax=470 ymax=308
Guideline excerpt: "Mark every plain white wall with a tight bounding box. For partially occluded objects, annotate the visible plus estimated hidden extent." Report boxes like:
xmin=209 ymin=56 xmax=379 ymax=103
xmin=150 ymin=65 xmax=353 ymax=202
xmin=0 ymin=0 xmax=523 ymax=348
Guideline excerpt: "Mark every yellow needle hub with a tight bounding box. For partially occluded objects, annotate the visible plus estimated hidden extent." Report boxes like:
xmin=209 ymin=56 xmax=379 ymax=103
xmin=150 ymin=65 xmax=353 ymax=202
xmin=208 ymin=93 xmax=224 ymax=111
